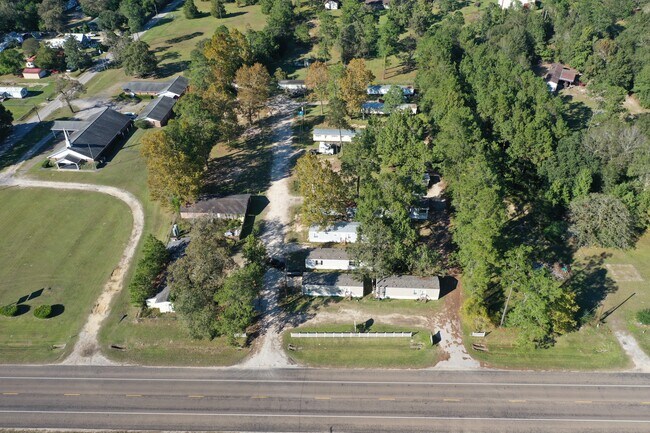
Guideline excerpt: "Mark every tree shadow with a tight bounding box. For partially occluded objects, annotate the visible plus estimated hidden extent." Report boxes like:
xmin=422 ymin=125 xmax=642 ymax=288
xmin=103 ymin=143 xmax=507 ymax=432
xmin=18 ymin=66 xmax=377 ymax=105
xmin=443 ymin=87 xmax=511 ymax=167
xmin=569 ymin=253 xmax=617 ymax=321
xmin=157 ymin=61 xmax=190 ymax=79
xmin=561 ymin=95 xmax=593 ymax=131
xmin=153 ymin=45 xmax=172 ymax=54
xmin=14 ymin=304 xmax=31 ymax=316
xmin=49 ymin=304 xmax=65 ymax=318
xmin=165 ymin=32 xmax=204 ymax=44
xmin=438 ymin=276 xmax=458 ymax=299
xmin=160 ymin=51 xmax=181 ymax=62
xmin=226 ymin=11 xmax=246 ymax=18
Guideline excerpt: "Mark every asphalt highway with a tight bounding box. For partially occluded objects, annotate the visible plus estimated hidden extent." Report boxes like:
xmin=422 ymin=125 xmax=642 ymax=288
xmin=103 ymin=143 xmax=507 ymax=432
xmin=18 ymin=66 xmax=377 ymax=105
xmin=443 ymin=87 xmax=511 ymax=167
xmin=0 ymin=366 xmax=649 ymax=432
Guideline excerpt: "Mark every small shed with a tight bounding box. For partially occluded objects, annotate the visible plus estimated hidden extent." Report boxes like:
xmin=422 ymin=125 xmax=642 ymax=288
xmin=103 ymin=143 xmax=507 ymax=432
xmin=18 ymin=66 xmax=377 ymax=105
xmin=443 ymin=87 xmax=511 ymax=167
xmin=376 ymin=275 xmax=441 ymax=300
xmin=302 ymin=272 xmax=365 ymax=298
xmin=324 ymin=0 xmax=340 ymax=9
xmin=0 ymin=87 xmax=28 ymax=99
xmin=137 ymin=96 xmax=176 ymax=127
xmin=309 ymin=222 xmax=359 ymax=243
xmin=306 ymin=248 xmax=355 ymax=271
xmin=22 ymin=68 xmax=46 ymax=79
xmin=180 ymin=194 xmax=251 ymax=221
xmin=146 ymin=285 xmax=174 ymax=313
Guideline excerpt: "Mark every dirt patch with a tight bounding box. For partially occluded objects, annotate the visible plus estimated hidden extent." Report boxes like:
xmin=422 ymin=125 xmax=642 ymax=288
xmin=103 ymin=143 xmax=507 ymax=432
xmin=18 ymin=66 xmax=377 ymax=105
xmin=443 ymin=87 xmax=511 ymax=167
xmin=605 ymin=264 xmax=644 ymax=282
xmin=300 ymin=307 xmax=429 ymax=329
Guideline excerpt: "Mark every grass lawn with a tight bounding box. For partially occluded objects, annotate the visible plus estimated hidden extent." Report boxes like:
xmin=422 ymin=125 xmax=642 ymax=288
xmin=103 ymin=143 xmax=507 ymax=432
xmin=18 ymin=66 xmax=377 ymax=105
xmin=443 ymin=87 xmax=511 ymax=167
xmin=0 ymin=78 xmax=56 ymax=121
xmin=0 ymin=188 xmax=132 ymax=363
xmin=577 ymin=233 xmax=650 ymax=357
xmin=464 ymin=324 xmax=630 ymax=370
xmin=283 ymin=323 xmax=441 ymax=368
xmin=0 ymin=121 xmax=54 ymax=172
xmin=84 ymin=3 xmax=266 ymax=98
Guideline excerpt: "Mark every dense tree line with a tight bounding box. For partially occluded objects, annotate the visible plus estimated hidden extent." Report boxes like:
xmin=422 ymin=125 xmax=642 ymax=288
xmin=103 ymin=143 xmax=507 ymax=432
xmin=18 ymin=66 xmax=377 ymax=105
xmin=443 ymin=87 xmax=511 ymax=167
xmin=414 ymin=5 xmax=649 ymax=347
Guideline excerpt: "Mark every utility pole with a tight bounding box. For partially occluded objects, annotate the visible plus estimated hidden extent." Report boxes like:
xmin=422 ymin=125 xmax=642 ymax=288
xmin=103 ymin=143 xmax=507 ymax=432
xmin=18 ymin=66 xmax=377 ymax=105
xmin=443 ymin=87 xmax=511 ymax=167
xmin=499 ymin=284 xmax=514 ymax=328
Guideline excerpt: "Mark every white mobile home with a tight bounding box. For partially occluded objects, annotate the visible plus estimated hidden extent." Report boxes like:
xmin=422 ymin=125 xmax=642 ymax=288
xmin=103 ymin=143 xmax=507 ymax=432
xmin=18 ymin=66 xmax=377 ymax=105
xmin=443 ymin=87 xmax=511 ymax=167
xmin=146 ymin=285 xmax=174 ymax=313
xmin=306 ymin=248 xmax=355 ymax=271
xmin=278 ymin=79 xmax=307 ymax=92
xmin=376 ymin=275 xmax=441 ymax=300
xmin=366 ymin=84 xmax=415 ymax=97
xmin=302 ymin=272 xmax=365 ymax=298
xmin=313 ymin=128 xmax=357 ymax=144
xmin=362 ymin=102 xmax=418 ymax=115
xmin=0 ymin=87 xmax=28 ymax=99
xmin=309 ymin=222 xmax=359 ymax=243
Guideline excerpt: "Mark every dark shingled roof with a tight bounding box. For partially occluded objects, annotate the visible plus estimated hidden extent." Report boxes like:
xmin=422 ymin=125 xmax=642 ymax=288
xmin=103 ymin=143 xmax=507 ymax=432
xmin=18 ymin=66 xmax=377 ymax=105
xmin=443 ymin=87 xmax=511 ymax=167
xmin=376 ymin=275 xmax=440 ymax=290
xmin=180 ymin=194 xmax=251 ymax=216
xmin=302 ymin=272 xmax=363 ymax=287
xmin=307 ymin=248 xmax=350 ymax=261
xmin=123 ymin=75 xmax=189 ymax=96
xmin=60 ymin=108 xmax=131 ymax=159
xmin=138 ymin=96 xmax=176 ymax=122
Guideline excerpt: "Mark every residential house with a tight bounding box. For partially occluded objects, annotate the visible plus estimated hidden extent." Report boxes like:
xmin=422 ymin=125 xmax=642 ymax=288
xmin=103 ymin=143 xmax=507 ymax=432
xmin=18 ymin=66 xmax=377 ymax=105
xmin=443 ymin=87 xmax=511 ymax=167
xmin=499 ymin=0 xmax=534 ymax=8
xmin=305 ymin=248 xmax=356 ymax=271
xmin=48 ymin=108 xmax=133 ymax=169
xmin=25 ymin=55 xmax=36 ymax=68
xmin=137 ymin=96 xmax=176 ymax=127
xmin=22 ymin=68 xmax=46 ymax=79
xmin=180 ymin=194 xmax=251 ymax=221
xmin=302 ymin=272 xmax=365 ymax=298
xmin=308 ymin=222 xmax=360 ymax=243
xmin=278 ymin=79 xmax=307 ymax=93
xmin=123 ymin=75 xmax=190 ymax=98
xmin=324 ymin=0 xmax=340 ymax=9
xmin=46 ymin=33 xmax=90 ymax=49
xmin=146 ymin=285 xmax=174 ymax=313
xmin=375 ymin=275 xmax=441 ymax=300
xmin=366 ymin=84 xmax=415 ymax=97
xmin=362 ymin=101 xmax=418 ymax=115
xmin=546 ymin=63 xmax=580 ymax=92
xmin=0 ymin=87 xmax=28 ymax=99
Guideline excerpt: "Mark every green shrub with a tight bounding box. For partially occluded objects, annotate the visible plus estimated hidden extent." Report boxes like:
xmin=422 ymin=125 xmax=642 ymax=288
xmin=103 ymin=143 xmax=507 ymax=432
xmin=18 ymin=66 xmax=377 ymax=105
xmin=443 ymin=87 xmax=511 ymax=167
xmin=41 ymin=159 xmax=53 ymax=168
xmin=134 ymin=119 xmax=151 ymax=129
xmin=33 ymin=304 xmax=52 ymax=319
xmin=129 ymin=235 xmax=170 ymax=307
xmin=0 ymin=304 xmax=18 ymax=317
xmin=637 ymin=309 xmax=650 ymax=325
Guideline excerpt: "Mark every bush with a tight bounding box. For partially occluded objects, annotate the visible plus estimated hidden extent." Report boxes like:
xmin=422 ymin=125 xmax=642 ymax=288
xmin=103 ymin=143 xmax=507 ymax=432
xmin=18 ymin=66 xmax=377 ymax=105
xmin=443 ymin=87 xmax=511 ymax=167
xmin=129 ymin=235 xmax=170 ymax=307
xmin=33 ymin=304 xmax=52 ymax=319
xmin=134 ymin=119 xmax=151 ymax=129
xmin=0 ymin=304 xmax=18 ymax=317
xmin=183 ymin=0 xmax=200 ymax=18
xmin=637 ymin=309 xmax=650 ymax=325
xmin=41 ymin=159 xmax=53 ymax=168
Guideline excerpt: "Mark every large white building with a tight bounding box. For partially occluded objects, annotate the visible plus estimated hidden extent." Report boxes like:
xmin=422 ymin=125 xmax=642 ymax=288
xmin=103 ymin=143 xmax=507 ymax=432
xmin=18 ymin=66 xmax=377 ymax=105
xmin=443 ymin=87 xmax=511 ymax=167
xmin=305 ymin=248 xmax=356 ymax=271
xmin=302 ymin=272 xmax=365 ymax=298
xmin=375 ymin=275 xmax=441 ymax=300
xmin=309 ymin=222 xmax=359 ymax=243
xmin=0 ymin=87 xmax=28 ymax=99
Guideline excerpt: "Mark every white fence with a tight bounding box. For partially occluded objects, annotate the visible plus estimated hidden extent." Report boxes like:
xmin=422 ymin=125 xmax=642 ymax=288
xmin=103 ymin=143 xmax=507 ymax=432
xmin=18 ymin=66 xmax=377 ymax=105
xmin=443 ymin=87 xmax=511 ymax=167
xmin=290 ymin=332 xmax=413 ymax=338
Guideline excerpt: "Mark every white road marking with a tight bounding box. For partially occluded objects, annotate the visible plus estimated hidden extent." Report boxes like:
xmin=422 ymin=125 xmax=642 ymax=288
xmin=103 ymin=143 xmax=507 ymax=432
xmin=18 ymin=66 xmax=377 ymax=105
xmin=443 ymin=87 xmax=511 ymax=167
xmin=0 ymin=377 xmax=647 ymax=388
xmin=0 ymin=409 xmax=648 ymax=424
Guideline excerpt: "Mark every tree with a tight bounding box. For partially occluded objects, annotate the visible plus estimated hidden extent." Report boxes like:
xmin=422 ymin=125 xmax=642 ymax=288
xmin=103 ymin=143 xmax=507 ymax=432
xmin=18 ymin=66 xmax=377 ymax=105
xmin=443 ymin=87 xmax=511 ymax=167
xmin=0 ymin=49 xmax=24 ymax=75
xmin=339 ymin=59 xmax=374 ymax=116
xmin=266 ymin=0 xmax=294 ymax=42
xmin=210 ymin=0 xmax=226 ymax=18
xmin=122 ymin=40 xmax=158 ymax=77
xmin=97 ymin=10 xmax=125 ymax=31
xmin=326 ymin=97 xmax=351 ymax=148
xmin=305 ymin=61 xmax=329 ymax=115
xmin=503 ymin=246 xmax=578 ymax=348
xmin=235 ymin=63 xmax=271 ymax=124
xmin=55 ymin=76 xmax=86 ymax=113
xmin=378 ymin=16 xmax=400 ymax=80
xmin=241 ymin=234 xmax=267 ymax=266
xmin=129 ymin=235 xmax=169 ymax=307
xmin=140 ymin=120 xmax=207 ymax=207
xmin=80 ymin=0 xmax=120 ymax=16
xmin=295 ymin=153 xmax=350 ymax=227
xmin=38 ymin=0 xmax=65 ymax=32
xmin=183 ymin=0 xmax=200 ymax=18
xmin=35 ymin=44 xmax=64 ymax=70
xmin=120 ymin=0 xmax=147 ymax=32
xmin=0 ymin=103 xmax=13 ymax=142
xmin=382 ymin=85 xmax=405 ymax=114
xmin=214 ymin=263 xmax=263 ymax=344
xmin=169 ymin=219 xmax=234 ymax=339
xmin=634 ymin=65 xmax=650 ymax=109
xmin=569 ymin=193 xmax=634 ymax=249
xmin=294 ymin=22 xmax=310 ymax=45
xmin=317 ymin=11 xmax=338 ymax=60
xmin=63 ymin=36 xmax=91 ymax=71
xmin=22 ymin=39 xmax=40 ymax=57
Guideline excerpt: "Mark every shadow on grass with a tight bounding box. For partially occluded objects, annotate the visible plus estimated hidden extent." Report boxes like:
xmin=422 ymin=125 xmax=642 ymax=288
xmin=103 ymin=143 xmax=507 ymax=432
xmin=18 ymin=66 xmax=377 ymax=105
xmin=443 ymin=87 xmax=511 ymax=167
xmin=278 ymin=288 xmax=343 ymax=331
xmin=165 ymin=32 xmax=204 ymax=44
xmin=562 ymin=95 xmax=593 ymax=131
xmin=13 ymin=304 xmax=31 ymax=316
xmin=569 ymin=253 xmax=618 ymax=322
xmin=157 ymin=61 xmax=190 ymax=79
xmin=49 ymin=304 xmax=65 ymax=318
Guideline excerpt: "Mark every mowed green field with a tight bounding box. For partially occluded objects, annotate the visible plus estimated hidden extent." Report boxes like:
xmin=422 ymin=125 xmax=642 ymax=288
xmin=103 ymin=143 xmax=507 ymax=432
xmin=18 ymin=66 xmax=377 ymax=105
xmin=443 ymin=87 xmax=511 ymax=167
xmin=0 ymin=188 xmax=132 ymax=363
